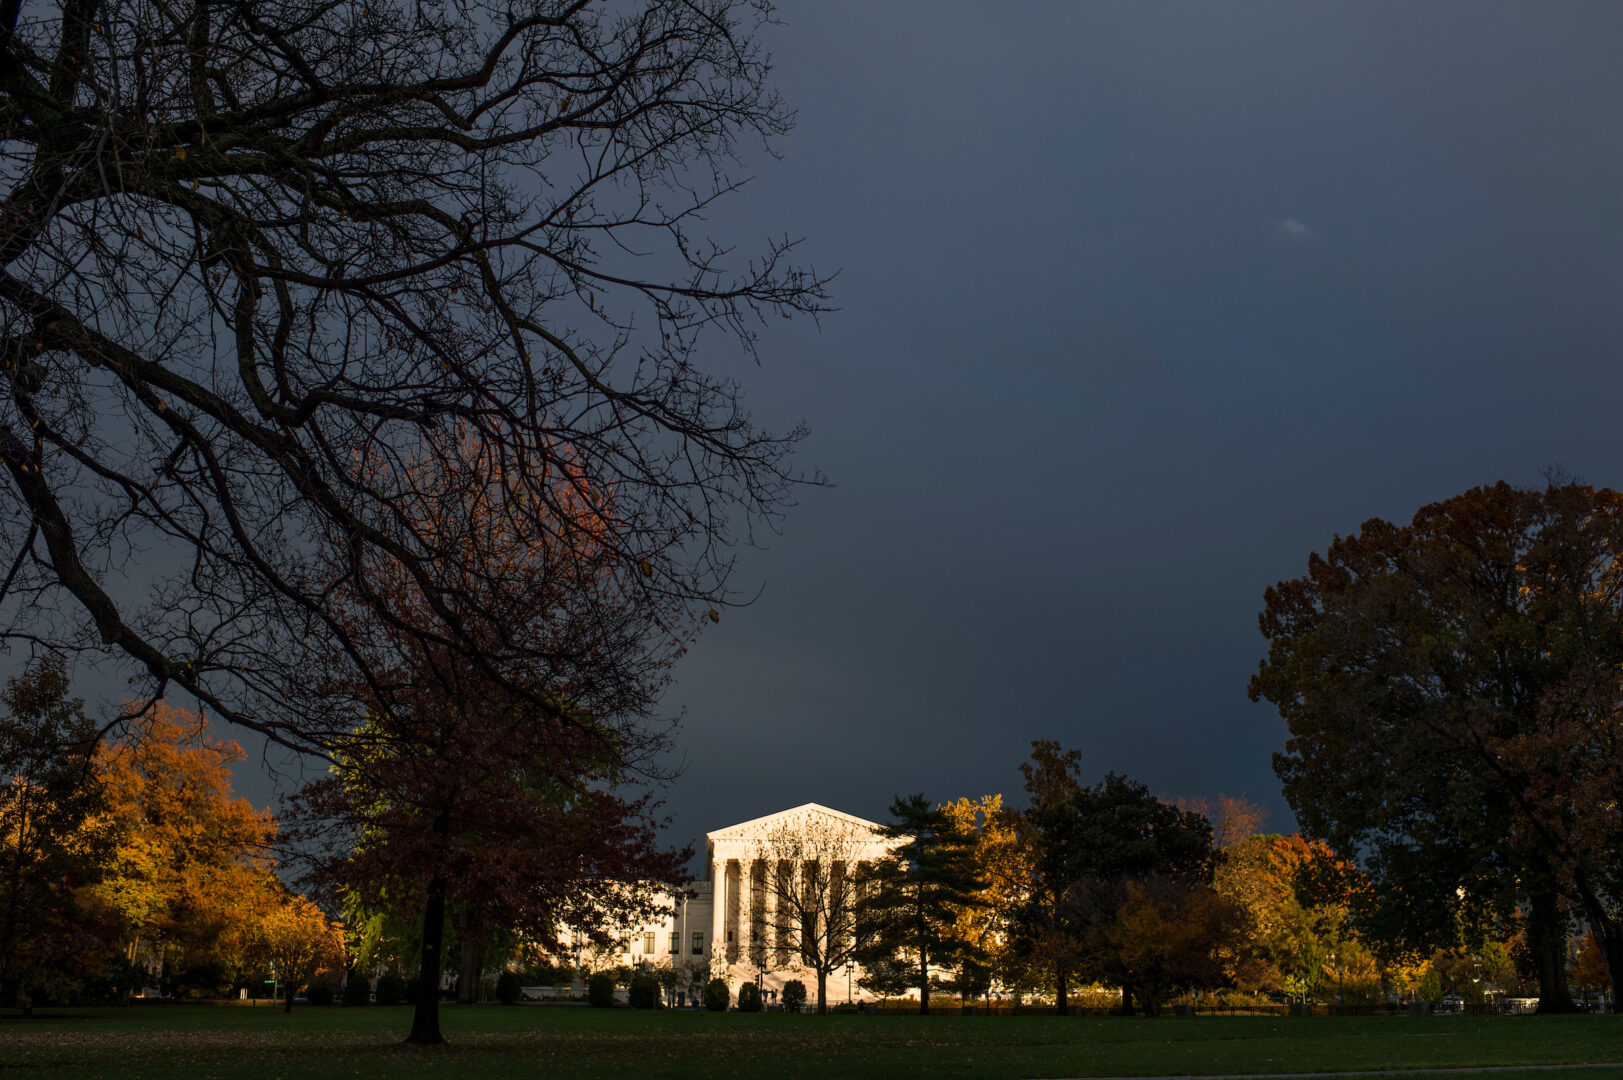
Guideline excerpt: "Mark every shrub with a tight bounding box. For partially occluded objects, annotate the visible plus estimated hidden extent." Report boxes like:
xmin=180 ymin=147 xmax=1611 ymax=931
xmin=704 ymin=977 xmax=730 ymax=1012
xmin=496 ymin=971 xmax=523 ymax=1006
xmin=375 ymin=973 xmax=407 ymax=1006
xmin=305 ymin=982 xmax=337 ymax=1007
xmin=736 ymin=982 xmax=762 ymax=1012
xmin=781 ymin=980 xmax=807 ymax=1013
xmin=588 ymin=972 xmax=617 ymax=1009
xmin=628 ymin=974 xmax=660 ymax=1010
xmin=515 ymin=961 xmax=572 ymax=988
xmin=80 ymin=957 xmax=144 ymax=1005
xmin=171 ymin=960 xmax=231 ymax=999
xmin=343 ymin=975 xmax=372 ymax=1006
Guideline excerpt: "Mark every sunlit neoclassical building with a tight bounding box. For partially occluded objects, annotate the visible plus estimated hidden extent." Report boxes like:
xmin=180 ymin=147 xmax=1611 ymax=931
xmin=559 ymin=802 xmax=896 ymax=1004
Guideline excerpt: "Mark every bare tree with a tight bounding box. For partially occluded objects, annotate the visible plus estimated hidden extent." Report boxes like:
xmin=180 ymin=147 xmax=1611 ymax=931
xmin=0 ymin=0 xmax=829 ymax=752
xmin=748 ymin=814 xmax=880 ymax=1014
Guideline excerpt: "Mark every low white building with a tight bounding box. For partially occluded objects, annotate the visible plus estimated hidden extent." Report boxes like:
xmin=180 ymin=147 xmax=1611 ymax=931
xmin=559 ymin=802 xmax=897 ymax=1005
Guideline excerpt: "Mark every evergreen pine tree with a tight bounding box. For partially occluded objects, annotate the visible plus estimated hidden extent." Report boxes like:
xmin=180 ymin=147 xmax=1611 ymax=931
xmin=855 ymin=794 xmax=987 ymax=1014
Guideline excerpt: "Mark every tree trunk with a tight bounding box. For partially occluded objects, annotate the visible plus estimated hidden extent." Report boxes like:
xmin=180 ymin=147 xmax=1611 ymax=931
xmin=1597 ymin=922 xmax=1623 ymax=1017
xmin=407 ymin=874 xmax=448 ymax=1045
xmin=1573 ymin=877 xmax=1622 ymax=1016
xmin=1119 ymin=980 xmax=1137 ymax=1016
xmin=1055 ymin=960 xmax=1068 ymax=1016
xmin=816 ymin=968 xmax=827 ymax=1014
xmin=456 ymin=942 xmax=480 ymax=1005
xmin=1529 ymin=890 xmax=1578 ymax=1015
xmin=918 ymin=947 xmax=930 ymax=1016
xmin=456 ymin=929 xmax=482 ymax=1005
xmin=283 ymin=984 xmax=294 ymax=1014
xmin=1 ymin=812 xmax=24 ymax=1014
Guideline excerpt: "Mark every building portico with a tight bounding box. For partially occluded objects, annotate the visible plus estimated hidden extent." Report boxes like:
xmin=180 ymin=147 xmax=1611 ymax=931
xmin=561 ymin=802 xmax=899 ymax=1006
xmin=702 ymin=802 xmax=894 ymax=1003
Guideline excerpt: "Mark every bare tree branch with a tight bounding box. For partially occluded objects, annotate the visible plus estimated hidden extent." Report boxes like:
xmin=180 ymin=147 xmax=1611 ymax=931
xmin=0 ymin=0 xmax=829 ymax=755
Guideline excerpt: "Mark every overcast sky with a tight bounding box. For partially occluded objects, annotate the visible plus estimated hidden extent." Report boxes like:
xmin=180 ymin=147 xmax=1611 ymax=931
xmin=628 ymin=0 xmax=1623 ymax=857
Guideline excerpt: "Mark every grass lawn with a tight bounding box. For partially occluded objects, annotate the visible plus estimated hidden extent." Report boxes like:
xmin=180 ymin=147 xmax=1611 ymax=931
xmin=3 ymin=1005 xmax=1622 ymax=1079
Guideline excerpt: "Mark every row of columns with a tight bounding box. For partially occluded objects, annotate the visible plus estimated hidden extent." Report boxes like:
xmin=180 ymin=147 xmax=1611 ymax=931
xmin=715 ymin=856 xmax=858 ymax=969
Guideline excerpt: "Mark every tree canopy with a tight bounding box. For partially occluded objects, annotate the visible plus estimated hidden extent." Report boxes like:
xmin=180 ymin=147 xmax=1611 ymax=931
xmin=855 ymin=794 xmax=986 ymax=1015
xmin=0 ymin=661 xmax=108 ymax=1012
xmin=287 ymin=434 xmax=689 ymax=1043
xmin=1251 ymin=480 xmax=1623 ymax=1011
xmin=1014 ymin=754 xmax=1217 ymax=1015
xmin=2 ymin=680 xmax=340 ymax=1011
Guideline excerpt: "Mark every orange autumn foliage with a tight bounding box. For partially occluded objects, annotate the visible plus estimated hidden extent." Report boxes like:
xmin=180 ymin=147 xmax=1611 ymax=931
xmin=93 ymin=703 xmax=281 ymax=991
xmin=254 ymin=893 xmax=345 ymax=1012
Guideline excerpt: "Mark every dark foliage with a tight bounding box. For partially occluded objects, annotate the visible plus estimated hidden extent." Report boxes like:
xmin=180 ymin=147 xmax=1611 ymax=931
xmin=77 ymin=956 xmax=143 ymax=1006
xmin=342 ymin=975 xmax=372 ymax=1007
xmin=0 ymin=661 xmax=111 ymax=1014
xmin=735 ymin=982 xmax=761 ymax=1012
xmin=1251 ymin=480 xmax=1623 ymax=1011
xmin=1011 ymin=744 xmax=1216 ymax=1015
xmin=628 ymin=973 xmax=659 ymax=1010
xmin=780 ymin=980 xmax=807 ymax=1013
xmin=374 ymin=973 xmax=406 ymax=1006
xmin=703 ymin=977 xmax=730 ymax=1012
xmin=588 ymin=972 xmax=616 ymax=1009
xmin=855 ymin=794 xmax=987 ymax=1015
xmin=495 ymin=971 xmax=522 ymax=1006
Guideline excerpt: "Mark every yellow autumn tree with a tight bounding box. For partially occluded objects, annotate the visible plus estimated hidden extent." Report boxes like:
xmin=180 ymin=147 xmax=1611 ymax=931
xmin=1572 ymin=932 xmax=1611 ymax=1002
xmin=941 ymin=795 xmax=1033 ymax=998
xmin=92 ymin=703 xmax=281 ymax=996
xmin=254 ymin=893 xmax=345 ymax=1012
xmin=1215 ymin=834 xmax=1386 ymax=1004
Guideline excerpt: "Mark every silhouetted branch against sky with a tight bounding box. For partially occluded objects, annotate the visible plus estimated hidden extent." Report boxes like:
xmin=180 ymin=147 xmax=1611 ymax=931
xmin=0 ymin=0 xmax=830 ymax=755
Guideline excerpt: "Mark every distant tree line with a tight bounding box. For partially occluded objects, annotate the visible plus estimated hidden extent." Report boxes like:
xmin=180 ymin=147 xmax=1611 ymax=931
xmin=7 ymin=674 xmax=1607 ymax=1022
xmin=836 ymin=744 xmax=1569 ymax=1016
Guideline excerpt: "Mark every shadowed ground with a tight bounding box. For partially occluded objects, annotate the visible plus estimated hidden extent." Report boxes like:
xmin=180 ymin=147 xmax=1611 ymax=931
xmin=2 ymin=1006 xmax=1620 ymax=1079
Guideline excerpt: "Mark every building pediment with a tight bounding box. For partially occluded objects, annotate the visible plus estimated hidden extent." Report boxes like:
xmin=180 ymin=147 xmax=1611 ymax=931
xmin=705 ymin=802 xmax=884 ymax=843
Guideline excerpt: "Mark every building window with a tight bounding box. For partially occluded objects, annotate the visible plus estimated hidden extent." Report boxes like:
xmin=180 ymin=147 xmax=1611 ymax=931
xmin=619 ymin=936 xmax=631 ymax=954
xmin=691 ymin=932 xmax=704 ymax=955
xmin=643 ymin=932 xmax=655 ymax=955
xmin=669 ymin=932 xmax=679 ymax=955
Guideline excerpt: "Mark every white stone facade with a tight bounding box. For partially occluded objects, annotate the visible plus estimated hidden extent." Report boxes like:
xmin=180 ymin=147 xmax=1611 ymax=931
xmin=562 ymin=802 xmax=897 ymax=1005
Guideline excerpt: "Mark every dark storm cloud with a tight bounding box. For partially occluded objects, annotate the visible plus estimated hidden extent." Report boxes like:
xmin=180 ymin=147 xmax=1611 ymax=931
xmin=653 ymin=1 xmax=1623 ymax=850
